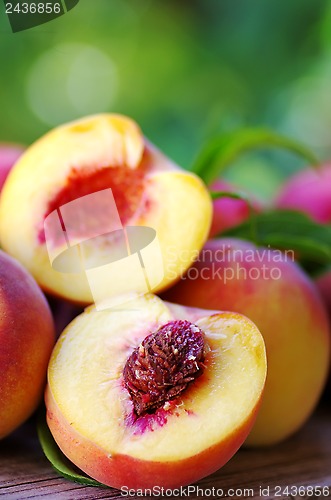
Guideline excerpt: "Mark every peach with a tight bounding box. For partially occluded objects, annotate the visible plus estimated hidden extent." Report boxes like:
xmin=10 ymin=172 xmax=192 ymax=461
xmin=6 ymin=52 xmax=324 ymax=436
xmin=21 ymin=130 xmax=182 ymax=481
xmin=45 ymin=294 xmax=266 ymax=489
xmin=0 ymin=143 xmax=24 ymax=192
xmin=275 ymin=164 xmax=331 ymax=224
xmin=0 ymin=250 xmax=55 ymax=439
xmin=275 ymin=164 xmax=331 ymax=314
xmin=164 ymin=238 xmax=330 ymax=445
xmin=209 ymin=180 xmax=262 ymax=237
xmin=0 ymin=114 xmax=212 ymax=305
xmin=275 ymin=164 xmax=331 ymax=312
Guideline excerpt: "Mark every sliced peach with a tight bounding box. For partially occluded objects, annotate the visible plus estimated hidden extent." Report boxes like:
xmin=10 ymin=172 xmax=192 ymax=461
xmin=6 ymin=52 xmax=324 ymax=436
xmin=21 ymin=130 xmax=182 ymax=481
xmin=0 ymin=115 xmax=212 ymax=304
xmin=45 ymin=294 xmax=266 ymax=489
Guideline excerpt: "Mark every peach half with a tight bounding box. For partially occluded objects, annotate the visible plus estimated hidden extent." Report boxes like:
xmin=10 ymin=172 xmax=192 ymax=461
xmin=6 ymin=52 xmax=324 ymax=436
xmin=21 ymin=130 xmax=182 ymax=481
xmin=45 ymin=294 xmax=266 ymax=490
xmin=0 ymin=114 xmax=212 ymax=305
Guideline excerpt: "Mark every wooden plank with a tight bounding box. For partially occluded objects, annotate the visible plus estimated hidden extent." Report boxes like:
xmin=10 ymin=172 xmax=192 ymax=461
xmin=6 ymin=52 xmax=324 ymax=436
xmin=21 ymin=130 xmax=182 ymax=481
xmin=0 ymin=404 xmax=330 ymax=499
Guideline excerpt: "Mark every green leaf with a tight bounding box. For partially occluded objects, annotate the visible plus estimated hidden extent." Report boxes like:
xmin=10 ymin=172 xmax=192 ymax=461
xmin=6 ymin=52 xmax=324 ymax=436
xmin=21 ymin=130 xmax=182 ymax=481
xmin=37 ymin=409 xmax=107 ymax=488
xmin=210 ymin=190 xmax=250 ymax=202
xmin=193 ymin=128 xmax=320 ymax=184
xmin=222 ymin=210 xmax=331 ymax=265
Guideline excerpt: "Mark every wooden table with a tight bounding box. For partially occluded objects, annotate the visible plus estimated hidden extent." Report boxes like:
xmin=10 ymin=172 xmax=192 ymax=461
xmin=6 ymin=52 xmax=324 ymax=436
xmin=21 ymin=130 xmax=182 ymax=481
xmin=0 ymin=404 xmax=330 ymax=499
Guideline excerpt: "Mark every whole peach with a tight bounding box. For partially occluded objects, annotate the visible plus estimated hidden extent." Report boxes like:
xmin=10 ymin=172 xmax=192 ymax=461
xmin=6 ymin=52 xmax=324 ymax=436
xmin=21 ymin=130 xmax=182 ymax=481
xmin=209 ymin=180 xmax=262 ymax=237
xmin=275 ymin=164 xmax=331 ymax=312
xmin=0 ymin=251 xmax=55 ymax=438
xmin=275 ymin=164 xmax=331 ymax=223
xmin=164 ymin=238 xmax=330 ymax=445
xmin=0 ymin=143 xmax=24 ymax=192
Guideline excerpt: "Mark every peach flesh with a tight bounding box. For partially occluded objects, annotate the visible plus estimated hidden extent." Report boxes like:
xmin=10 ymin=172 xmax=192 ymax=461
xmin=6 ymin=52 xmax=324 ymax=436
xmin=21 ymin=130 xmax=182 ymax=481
xmin=38 ymin=152 xmax=150 ymax=245
xmin=45 ymin=294 xmax=266 ymax=489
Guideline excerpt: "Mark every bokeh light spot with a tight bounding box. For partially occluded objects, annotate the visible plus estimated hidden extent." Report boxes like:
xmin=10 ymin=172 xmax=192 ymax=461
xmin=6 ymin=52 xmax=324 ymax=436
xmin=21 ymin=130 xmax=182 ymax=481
xmin=26 ymin=43 xmax=118 ymax=127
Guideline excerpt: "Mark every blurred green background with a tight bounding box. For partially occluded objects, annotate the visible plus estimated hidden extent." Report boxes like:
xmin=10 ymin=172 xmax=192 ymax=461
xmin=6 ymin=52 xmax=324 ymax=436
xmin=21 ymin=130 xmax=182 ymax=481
xmin=1 ymin=0 xmax=331 ymax=200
